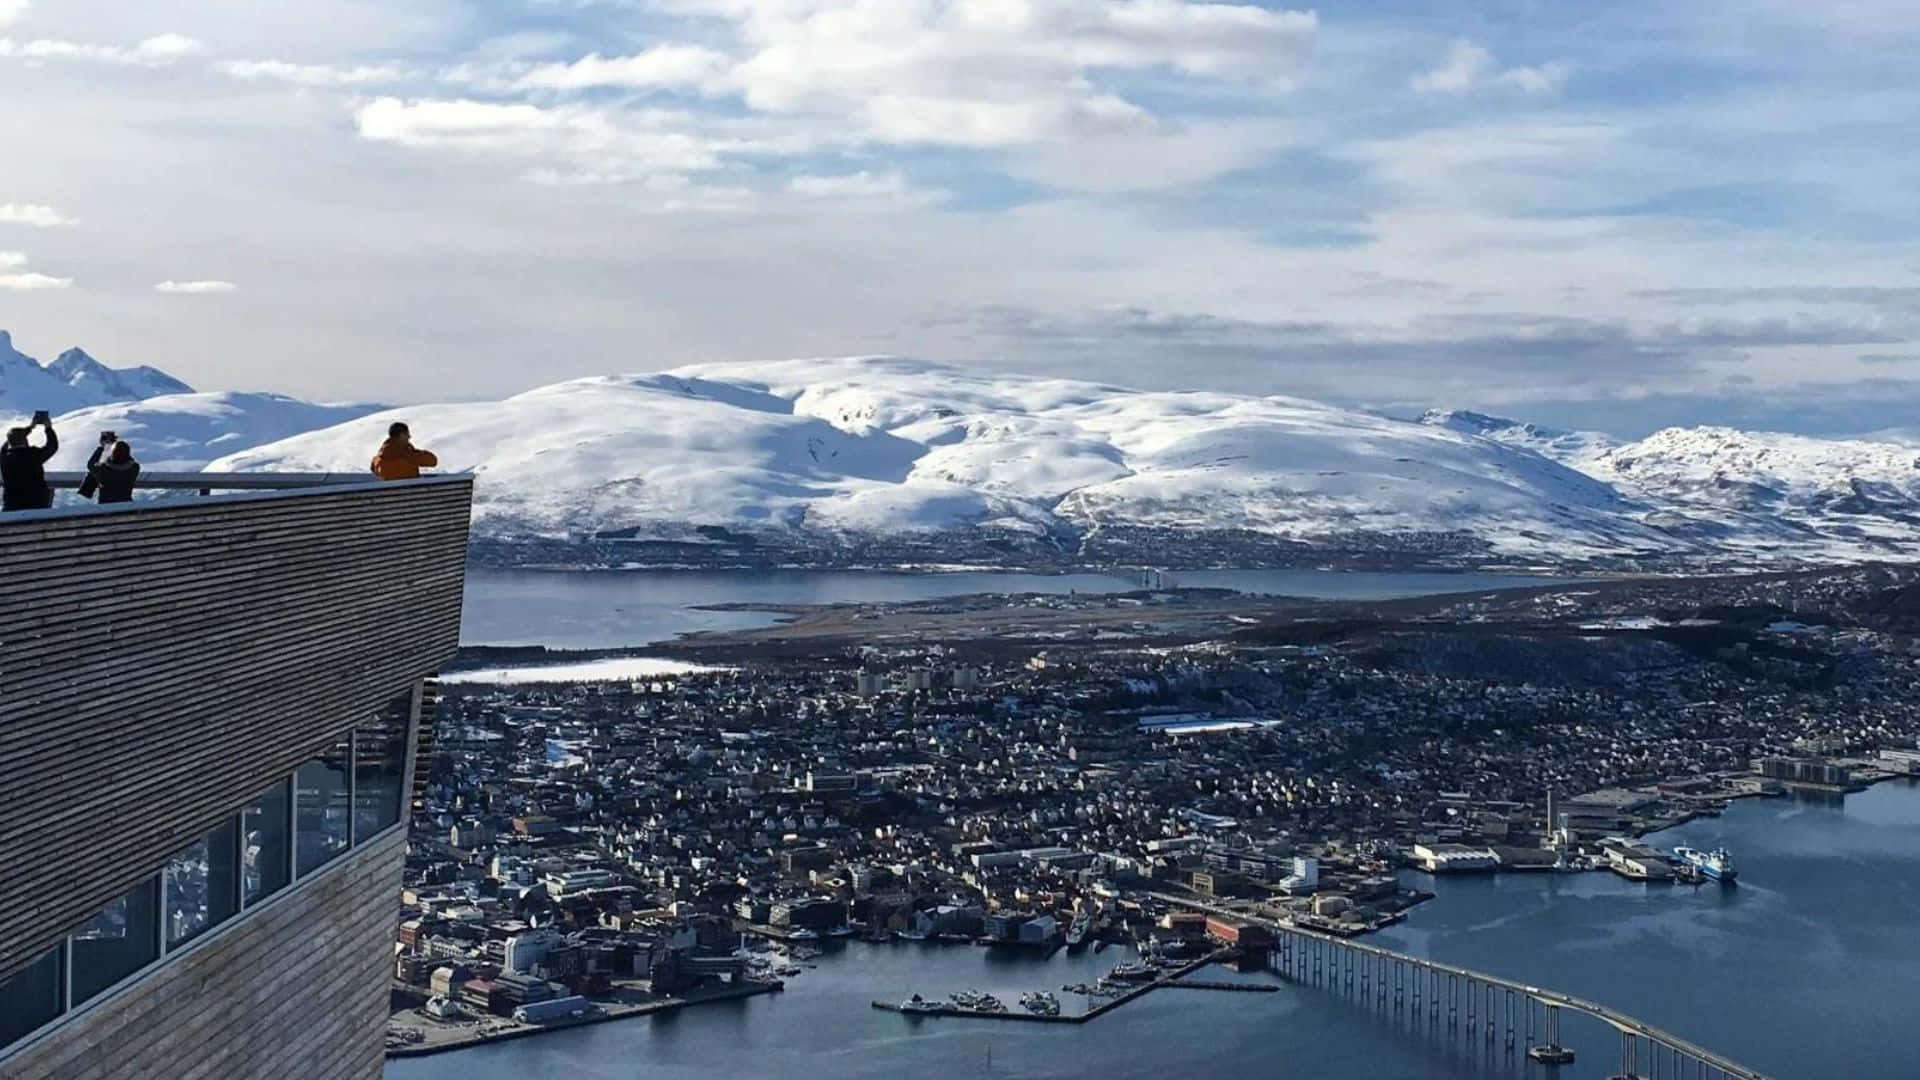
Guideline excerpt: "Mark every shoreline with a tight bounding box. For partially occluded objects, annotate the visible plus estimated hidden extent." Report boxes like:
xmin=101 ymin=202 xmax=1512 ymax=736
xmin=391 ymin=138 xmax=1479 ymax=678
xmin=385 ymin=980 xmax=780 ymax=1059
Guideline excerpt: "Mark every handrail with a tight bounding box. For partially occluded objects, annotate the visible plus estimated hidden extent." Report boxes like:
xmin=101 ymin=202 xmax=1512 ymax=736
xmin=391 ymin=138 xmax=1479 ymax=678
xmin=41 ymin=471 xmax=378 ymax=490
xmin=0 ymin=473 xmax=472 ymax=524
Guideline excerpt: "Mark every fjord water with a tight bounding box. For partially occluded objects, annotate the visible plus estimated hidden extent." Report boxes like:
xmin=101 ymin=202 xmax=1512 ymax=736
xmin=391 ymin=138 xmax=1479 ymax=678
xmin=388 ymin=780 xmax=1920 ymax=1079
xmin=459 ymin=567 xmax=1574 ymax=647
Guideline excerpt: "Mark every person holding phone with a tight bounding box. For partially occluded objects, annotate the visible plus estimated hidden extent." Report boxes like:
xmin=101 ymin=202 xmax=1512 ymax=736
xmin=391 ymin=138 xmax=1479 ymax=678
xmin=78 ymin=429 xmax=118 ymax=500
xmin=1 ymin=409 xmax=60 ymax=511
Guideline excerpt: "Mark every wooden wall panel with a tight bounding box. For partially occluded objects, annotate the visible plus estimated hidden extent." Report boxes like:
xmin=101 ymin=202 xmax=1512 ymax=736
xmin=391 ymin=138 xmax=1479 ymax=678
xmin=0 ymin=829 xmax=407 ymax=1080
xmin=0 ymin=478 xmax=470 ymax=983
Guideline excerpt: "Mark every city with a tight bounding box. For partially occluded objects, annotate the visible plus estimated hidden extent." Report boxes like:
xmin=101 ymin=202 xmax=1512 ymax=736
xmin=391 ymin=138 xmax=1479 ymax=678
xmin=385 ymin=564 xmax=1920 ymax=1061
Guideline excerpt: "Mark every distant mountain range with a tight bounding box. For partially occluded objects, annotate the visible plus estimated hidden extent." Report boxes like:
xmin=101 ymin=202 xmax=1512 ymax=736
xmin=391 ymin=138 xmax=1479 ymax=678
xmin=0 ymin=330 xmax=193 ymax=416
xmin=8 ymin=335 xmax=1918 ymax=569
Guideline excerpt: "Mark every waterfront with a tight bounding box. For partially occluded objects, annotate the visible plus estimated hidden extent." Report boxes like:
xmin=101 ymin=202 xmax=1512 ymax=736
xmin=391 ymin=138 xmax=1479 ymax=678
xmin=389 ymin=781 xmax=1920 ymax=1079
xmin=459 ymin=568 xmax=1576 ymax=647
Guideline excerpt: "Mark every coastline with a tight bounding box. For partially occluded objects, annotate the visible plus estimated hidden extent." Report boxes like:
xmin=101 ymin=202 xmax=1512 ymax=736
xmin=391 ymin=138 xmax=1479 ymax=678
xmin=386 ymin=980 xmax=781 ymax=1059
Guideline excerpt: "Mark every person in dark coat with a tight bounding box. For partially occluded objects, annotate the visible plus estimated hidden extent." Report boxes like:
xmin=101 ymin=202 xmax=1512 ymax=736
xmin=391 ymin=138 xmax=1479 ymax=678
xmin=1 ymin=412 xmax=59 ymax=511
xmin=88 ymin=440 xmax=140 ymax=504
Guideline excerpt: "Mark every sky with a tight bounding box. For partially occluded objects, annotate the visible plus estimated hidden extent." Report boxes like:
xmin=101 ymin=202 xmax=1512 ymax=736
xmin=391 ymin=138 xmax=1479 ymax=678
xmin=1 ymin=0 xmax=1918 ymax=438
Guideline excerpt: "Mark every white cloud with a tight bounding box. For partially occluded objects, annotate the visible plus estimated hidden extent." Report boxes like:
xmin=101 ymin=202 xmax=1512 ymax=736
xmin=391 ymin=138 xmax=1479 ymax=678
xmin=0 ymin=32 xmax=205 ymax=67
xmin=216 ymin=59 xmax=412 ymax=87
xmin=0 ymin=0 xmax=25 ymax=30
xmin=0 ymin=202 xmax=76 ymax=227
xmin=512 ymin=44 xmax=733 ymax=92
xmin=1412 ymin=39 xmax=1568 ymax=95
xmin=520 ymin=1 xmax=1315 ymax=147
xmin=788 ymin=169 xmax=945 ymax=205
xmin=354 ymin=97 xmax=730 ymax=186
xmin=155 ymin=280 xmax=237 ymax=293
xmin=0 ymin=250 xmax=70 ymax=289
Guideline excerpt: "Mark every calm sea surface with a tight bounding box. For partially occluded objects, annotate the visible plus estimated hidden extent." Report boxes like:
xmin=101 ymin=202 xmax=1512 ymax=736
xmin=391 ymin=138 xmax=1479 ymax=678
xmin=388 ymin=784 xmax=1920 ymax=1080
xmin=459 ymin=568 xmax=1575 ymax=648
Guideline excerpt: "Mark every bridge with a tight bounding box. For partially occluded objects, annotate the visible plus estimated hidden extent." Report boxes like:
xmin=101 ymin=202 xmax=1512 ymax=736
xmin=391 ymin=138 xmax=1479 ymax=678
xmin=1152 ymin=893 xmax=1771 ymax=1080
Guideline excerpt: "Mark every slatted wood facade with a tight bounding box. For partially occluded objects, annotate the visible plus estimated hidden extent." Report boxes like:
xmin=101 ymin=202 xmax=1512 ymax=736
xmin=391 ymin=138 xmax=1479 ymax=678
xmin=0 ymin=829 xmax=408 ymax=1080
xmin=0 ymin=477 xmax=471 ymax=984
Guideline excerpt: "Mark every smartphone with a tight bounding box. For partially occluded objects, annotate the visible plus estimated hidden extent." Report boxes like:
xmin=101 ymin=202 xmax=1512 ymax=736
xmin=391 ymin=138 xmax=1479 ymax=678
xmin=101 ymin=431 xmax=117 ymax=445
xmin=31 ymin=410 xmax=50 ymax=424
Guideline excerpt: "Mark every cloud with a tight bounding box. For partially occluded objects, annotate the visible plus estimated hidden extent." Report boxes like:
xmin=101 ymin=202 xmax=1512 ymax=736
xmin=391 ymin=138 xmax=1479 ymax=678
xmin=515 ymin=1 xmax=1315 ymax=148
xmin=155 ymin=280 xmax=237 ymax=294
xmin=0 ymin=202 xmax=76 ymax=227
xmin=0 ymin=0 xmax=24 ymax=30
xmin=354 ymin=97 xmax=731 ymax=186
xmin=1412 ymin=39 xmax=1568 ymax=95
xmin=0 ymin=250 xmax=71 ymax=289
xmin=216 ymin=59 xmax=412 ymax=87
xmin=788 ymin=169 xmax=945 ymax=205
xmin=511 ymin=44 xmax=733 ymax=92
xmin=0 ymin=33 xmax=204 ymax=66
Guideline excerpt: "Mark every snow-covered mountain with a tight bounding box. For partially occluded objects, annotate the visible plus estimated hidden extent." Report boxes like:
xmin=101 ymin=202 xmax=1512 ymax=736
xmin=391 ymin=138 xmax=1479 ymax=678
xmin=0 ymin=331 xmax=195 ymax=418
xmin=1419 ymin=409 xmax=1618 ymax=468
xmin=1421 ymin=409 xmax=1920 ymax=561
xmin=213 ymin=356 xmax=1681 ymax=563
xmin=50 ymin=393 xmax=385 ymax=471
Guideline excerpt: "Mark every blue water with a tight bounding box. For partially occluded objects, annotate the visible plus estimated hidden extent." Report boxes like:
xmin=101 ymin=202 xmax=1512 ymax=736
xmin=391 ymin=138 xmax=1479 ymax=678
xmin=388 ymin=783 xmax=1920 ymax=1079
xmin=459 ymin=568 xmax=1573 ymax=648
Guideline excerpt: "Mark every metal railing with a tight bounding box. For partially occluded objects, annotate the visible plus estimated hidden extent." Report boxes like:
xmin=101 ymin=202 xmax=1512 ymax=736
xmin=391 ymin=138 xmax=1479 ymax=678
xmin=2 ymin=472 xmax=467 ymax=523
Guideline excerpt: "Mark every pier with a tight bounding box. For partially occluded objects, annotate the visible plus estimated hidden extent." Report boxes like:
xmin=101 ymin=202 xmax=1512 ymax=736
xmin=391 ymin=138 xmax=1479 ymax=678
xmin=872 ymin=949 xmax=1254 ymax=1024
xmin=1151 ymin=893 xmax=1772 ymax=1080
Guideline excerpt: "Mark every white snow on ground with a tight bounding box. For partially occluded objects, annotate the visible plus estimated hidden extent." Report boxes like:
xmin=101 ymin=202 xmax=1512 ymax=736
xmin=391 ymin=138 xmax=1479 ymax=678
xmin=440 ymin=657 xmax=721 ymax=684
xmin=47 ymin=392 xmax=383 ymax=470
xmin=210 ymin=356 xmax=1677 ymax=559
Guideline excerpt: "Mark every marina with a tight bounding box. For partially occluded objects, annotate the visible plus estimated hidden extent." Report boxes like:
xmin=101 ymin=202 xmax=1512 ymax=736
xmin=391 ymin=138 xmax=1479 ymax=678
xmin=872 ymin=949 xmax=1240 ymax=1024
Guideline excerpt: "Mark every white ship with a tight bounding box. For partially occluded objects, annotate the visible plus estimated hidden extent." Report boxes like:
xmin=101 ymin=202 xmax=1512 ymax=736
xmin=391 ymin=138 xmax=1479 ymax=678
xmin=1672 ymin=845 xmax=1738 ymax=883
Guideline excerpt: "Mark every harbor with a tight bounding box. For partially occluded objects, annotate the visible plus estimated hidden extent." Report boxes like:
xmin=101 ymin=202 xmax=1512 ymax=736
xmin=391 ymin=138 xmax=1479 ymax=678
xmin=870 ymin=949 xmax=1255 ymax=1024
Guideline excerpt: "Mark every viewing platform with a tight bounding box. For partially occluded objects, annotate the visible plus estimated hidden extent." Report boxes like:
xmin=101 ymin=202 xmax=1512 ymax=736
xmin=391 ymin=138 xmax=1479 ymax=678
xmin=1 ymin=471 xmax=472 ymax=1080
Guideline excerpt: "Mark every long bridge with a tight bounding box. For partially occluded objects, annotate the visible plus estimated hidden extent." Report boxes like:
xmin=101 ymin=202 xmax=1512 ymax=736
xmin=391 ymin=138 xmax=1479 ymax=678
xmin=1152 ymin=893 xmax=1771 ymax=1080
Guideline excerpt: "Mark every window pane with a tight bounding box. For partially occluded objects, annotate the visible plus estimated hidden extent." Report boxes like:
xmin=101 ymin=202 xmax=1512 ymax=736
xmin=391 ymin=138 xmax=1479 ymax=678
xmin=296 ymin=737 xmax=352 ymax=877
xmin=165 ymin=818 xmax=239 ymax=950
xmin=243 ymin=780 xmax=291 ymax=906
xmin=354 ymin=698 xmax=411 ymax=843
xmin=0 ymin=945 xmax=63 ymax=1049
xmin=70 ymin=878 xmax=158 ymax=1006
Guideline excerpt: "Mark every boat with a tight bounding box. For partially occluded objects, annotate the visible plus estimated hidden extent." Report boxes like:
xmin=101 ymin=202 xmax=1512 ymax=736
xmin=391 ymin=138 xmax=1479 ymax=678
xmin=1020 ymin=991 xmax=1060 ymax=1015
xmin=899 ymin=994 xmax=940 ymax=1014
xmin=1092 ymin=938 xmax=1109 ymax=953
xmin=899 ymin=930 xmax=929 ymax=942
xmin=788 ymin=928 xmax=820 ymax=941
xmin=1065 ymin=911 xmax=1092 ymax=949
xmin=1107 ymin=963 xmax=1155 ymax=983
xmin=1672 ymin=845 xmax=1738 ymax=883
xmin=828 ymin=925 xmax=855 ymax=938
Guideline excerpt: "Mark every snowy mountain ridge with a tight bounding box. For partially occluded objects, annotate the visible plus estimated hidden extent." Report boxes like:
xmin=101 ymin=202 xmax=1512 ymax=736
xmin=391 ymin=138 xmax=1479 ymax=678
xmin=0 ymin=331 xmax=195 ymax=417
xmin=208 ymin=356 xmax=1920 ymax=568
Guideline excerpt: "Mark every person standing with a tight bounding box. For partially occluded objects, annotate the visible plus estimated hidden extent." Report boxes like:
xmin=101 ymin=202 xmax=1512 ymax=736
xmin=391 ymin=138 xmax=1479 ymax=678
xmin=1 ymin=410 xmax=59 ymax=511
xmin=88 ymin=440 xmax=141 ymax=504
xmin=370 ymin=422 xmax=438 ymax=480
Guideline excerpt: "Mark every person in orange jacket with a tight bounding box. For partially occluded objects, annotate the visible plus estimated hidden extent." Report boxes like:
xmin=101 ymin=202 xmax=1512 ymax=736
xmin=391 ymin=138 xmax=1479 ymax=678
xmin=371 ymin=421 xmax=438 ymax=480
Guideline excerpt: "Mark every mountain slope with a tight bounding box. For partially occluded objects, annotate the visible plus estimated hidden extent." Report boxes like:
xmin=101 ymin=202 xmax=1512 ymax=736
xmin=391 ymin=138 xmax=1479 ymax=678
xmin=50 ymin=393 xmax=385 ymax=471
xmin=211 ymin=356 xmax=1675 ymax=562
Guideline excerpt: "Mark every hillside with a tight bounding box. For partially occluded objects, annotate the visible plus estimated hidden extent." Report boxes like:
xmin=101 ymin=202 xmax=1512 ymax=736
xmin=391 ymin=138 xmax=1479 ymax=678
xmin=211 ymin=356 xmax=1681 ymax=566
xmin=49 ymin=393 xmax=384 ymax=471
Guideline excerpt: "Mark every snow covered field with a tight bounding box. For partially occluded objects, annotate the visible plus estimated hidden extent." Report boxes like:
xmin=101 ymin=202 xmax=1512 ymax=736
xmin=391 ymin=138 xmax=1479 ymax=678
xmin=439 ymin=657 xmax=722 ymax=684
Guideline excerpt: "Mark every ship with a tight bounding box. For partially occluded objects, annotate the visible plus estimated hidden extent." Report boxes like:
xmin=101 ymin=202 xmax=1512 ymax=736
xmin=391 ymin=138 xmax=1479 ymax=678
xmin=1065 ymin=911 xmax=1092 ymax=949
xmin=899 ymin=994 xmax=940 ymax=1014
xmin=1672 ymin=845 xmax=1737 ymax=883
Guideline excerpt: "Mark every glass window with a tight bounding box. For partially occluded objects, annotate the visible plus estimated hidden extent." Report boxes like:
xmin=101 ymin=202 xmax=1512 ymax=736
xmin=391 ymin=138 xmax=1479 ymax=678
xmin=296 ymin=737 xmax=353 ymax=877
xmin=165 ymin=817 xmax=239 ymax=950
xmin=243 ymin=780 xmax=291 ymax=907
xmin=354 ymin=698 xmax=412 ymax=842
xmin=0 ymin=945 xmax=63 ymax=1050
xmin=70 ymin=878 xmax=159 ymax=1007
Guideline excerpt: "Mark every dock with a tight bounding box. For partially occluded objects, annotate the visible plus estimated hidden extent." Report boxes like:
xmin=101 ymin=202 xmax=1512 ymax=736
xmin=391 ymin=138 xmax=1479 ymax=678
xmin=872 ymin=950 xmax=1263 ymax=1024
